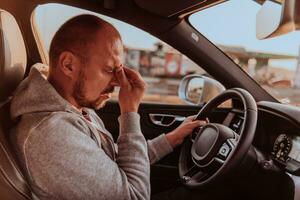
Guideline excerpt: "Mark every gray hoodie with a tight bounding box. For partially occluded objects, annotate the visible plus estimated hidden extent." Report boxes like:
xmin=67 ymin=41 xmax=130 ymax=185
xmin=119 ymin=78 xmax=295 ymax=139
xmin=10 ymin=64 xmax=173 ymax=200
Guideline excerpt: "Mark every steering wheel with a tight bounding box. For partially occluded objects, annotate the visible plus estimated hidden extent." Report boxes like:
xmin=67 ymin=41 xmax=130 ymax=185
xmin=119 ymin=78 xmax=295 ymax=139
xmin=179 ymin=88 xmax=257 ymax=188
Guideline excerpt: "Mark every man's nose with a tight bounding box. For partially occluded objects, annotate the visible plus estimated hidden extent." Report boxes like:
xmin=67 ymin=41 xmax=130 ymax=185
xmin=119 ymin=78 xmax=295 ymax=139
xmin=110 ymin=76 xmax=119 ymax=87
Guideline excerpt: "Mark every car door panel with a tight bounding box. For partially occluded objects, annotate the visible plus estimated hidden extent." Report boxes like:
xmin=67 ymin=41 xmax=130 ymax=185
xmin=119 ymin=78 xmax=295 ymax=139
xmin=97 ymin=101 xmax=200 ymax=139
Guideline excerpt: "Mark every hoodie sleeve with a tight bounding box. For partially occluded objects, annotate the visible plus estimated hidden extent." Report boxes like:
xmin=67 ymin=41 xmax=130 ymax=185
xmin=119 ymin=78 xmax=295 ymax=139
xmin=23 ymin=112 xmax=150 ymax=200
xmin=147 ymin=134 xmax=173 ymax=164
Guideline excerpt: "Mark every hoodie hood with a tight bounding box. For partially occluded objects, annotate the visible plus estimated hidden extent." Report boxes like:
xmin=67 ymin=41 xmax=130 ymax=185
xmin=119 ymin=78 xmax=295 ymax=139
xmin=11 ymin=63 xmax=80 ymax=120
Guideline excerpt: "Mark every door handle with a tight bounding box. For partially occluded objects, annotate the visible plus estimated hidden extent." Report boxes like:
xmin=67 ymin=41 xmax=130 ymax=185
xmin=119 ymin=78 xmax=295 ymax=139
xmin=149 ymin=114 xmax=186 ymax=127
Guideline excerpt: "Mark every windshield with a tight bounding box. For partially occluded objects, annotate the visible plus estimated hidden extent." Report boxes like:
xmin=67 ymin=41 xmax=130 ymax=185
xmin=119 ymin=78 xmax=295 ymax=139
xmin=189 ymin=0 xmax=300 ymax=106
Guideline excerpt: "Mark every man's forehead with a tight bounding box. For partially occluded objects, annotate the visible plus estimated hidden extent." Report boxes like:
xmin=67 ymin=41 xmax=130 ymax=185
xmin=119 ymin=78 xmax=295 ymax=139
xmin=94 ymin=32 xmax=123 ymax=51
xmin=89 ymin=39 xmax=123 ymax=67
xmin=95 ymin=27 xmax=122 ymax=43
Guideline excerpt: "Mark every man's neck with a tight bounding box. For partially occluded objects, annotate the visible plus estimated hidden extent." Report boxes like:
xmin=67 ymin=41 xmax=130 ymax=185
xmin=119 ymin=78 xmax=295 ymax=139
xmin=47 ymin=76 xmax=83 ymax=112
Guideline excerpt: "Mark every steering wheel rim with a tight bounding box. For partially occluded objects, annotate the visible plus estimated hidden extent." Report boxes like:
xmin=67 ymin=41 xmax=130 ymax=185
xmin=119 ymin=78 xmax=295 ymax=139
xmin=179 ymin=88 xmax=257 ymax=189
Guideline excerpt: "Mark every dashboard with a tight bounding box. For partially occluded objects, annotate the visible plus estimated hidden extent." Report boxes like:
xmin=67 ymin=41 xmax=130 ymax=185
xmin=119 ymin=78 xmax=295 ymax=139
xmin=251 ymin=101 xmax=300 ymax=175
xmin=222 ymin=109 xmax=244 ymax=134
xmin=220 ymin=101 xmax=300 ymax=175
xmin=288 ymin=136 xmax=300 ymax=162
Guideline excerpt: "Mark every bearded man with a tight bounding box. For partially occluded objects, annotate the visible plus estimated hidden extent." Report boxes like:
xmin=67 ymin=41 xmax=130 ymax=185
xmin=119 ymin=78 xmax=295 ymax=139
xmin=10 ymin=14 xmax=204 ymax=200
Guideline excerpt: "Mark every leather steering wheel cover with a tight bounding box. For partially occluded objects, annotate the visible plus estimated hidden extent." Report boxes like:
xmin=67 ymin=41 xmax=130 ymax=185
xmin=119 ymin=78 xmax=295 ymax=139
xmin=179 ymin=88 xmax=257 ymax=188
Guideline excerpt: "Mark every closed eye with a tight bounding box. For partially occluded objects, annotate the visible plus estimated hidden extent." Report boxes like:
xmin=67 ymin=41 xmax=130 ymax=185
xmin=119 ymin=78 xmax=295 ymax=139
xmin=105 ymin=67 xmax=114 ymax=73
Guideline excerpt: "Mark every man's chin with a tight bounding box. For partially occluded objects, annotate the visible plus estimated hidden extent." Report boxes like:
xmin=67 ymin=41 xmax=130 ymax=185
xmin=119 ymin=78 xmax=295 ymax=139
xmin=77 ymin=94 xmax=111 ymax=110
xmin=94 ymin=98 xmax=110 ymax=110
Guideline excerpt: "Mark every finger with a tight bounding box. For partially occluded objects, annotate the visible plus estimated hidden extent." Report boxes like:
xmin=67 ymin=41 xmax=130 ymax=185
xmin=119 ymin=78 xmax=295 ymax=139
xmin=123 ymin=67 xmax=146 ymax=89
xmin=123 ymin=66 xmax=143 ymax=81
xmin=115 ymin=67 xmax=130 ymax=88
xmin=190 ymin=120 xmax=206 ymax=128
xmin=185 ymin=115 xmax=196 ymax=122
xmin=188 ymin=115 xmax=197 ymax=119
xmin=206 ymin=117 xmax=210 ymax=123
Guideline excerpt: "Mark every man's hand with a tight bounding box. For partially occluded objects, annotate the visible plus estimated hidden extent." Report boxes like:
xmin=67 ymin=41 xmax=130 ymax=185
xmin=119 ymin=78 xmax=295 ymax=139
xmin=115 ymin=66 xmax=146 ymax=114
xmin=166 ymin=116 xmax=207 ymax=148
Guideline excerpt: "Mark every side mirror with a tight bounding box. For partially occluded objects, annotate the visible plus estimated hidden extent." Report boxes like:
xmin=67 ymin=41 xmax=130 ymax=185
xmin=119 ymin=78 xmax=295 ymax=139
xmin=178 ymin=75 xmax=225 ymax=105
xmin=256 ymin=0 xmax=300 ymax=39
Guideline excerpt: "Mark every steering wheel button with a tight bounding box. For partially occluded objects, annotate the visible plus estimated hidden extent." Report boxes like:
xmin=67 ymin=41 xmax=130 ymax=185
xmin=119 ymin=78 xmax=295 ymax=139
xmin=218 ymin=143 xmax=231 ymax=159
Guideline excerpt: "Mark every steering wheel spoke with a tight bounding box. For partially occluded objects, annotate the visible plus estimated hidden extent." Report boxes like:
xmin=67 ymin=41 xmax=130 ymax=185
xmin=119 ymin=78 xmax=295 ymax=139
xmin=181 ymin=164 xmax=198 ymax=180
xmin=181 ymin=164 xmax=208 ymax=184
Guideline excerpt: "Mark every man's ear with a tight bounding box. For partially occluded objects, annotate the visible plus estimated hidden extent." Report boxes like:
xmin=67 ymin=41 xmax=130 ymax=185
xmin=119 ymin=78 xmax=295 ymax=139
xmin=58 ymin=51 xmax=80 ymax=79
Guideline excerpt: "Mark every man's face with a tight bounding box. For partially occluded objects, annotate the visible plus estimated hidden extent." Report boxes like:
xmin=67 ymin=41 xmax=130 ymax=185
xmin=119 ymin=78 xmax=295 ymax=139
xmin=73 ymin=37 xmax=123 ymax=110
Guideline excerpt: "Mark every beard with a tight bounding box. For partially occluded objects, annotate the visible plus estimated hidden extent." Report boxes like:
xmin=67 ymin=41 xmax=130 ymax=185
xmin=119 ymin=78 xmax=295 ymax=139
xmin=73 ymin=69 xmax=114 ymax=110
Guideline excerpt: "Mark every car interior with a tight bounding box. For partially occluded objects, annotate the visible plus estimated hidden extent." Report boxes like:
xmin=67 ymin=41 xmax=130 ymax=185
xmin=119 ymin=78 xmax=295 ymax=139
xmin=0 ymin=0 xmax=300 ymax=199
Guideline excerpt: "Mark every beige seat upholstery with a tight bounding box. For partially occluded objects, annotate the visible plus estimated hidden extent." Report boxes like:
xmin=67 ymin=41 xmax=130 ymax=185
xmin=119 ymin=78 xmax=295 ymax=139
xmin=0 ymin=9 xmax=33 ymax=200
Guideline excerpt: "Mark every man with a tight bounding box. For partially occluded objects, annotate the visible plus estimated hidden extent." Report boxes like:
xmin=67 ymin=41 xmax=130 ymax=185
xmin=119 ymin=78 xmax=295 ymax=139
xmin=10 ymin=14 xmax=204 ymax=199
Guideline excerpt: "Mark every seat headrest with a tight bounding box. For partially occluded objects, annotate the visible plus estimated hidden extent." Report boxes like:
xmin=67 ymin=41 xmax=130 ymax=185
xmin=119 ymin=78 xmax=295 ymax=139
xmin=0 ymin=10 xmax=26 ymax=101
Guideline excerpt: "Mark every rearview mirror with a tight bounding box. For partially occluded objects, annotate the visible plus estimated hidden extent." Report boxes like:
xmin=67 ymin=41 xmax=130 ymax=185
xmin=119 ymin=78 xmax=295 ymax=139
xmin=178 ymin=75 xmax=225 ymax=105
xmin=256 ymin=0 xmax=300 ymax=39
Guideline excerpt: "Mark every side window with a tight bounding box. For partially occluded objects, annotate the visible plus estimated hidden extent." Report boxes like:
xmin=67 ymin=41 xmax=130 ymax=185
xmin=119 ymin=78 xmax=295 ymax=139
xmin=33 ymin=4 xmax=208 ymax=105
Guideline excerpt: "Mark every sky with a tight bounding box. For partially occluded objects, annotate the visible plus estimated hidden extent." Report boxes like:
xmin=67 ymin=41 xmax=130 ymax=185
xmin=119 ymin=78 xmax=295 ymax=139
xmin=190 ymin=0 xmax=300 ymax=56
xmin=35 ymin=4 xmax=158 ymax=51
xmin=35 ymin=0 xmax=300 ymax=70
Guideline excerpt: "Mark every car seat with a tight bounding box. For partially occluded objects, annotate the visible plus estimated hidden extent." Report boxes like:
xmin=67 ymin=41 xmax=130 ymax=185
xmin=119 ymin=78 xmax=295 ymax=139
xmin=0 ymin=9 xmax=34 ymax=200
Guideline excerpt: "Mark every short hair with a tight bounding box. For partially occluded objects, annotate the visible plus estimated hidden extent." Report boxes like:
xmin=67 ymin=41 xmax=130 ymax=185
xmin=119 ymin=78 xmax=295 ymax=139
xmin=49 ymin=14 xmax=121 ymax=67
